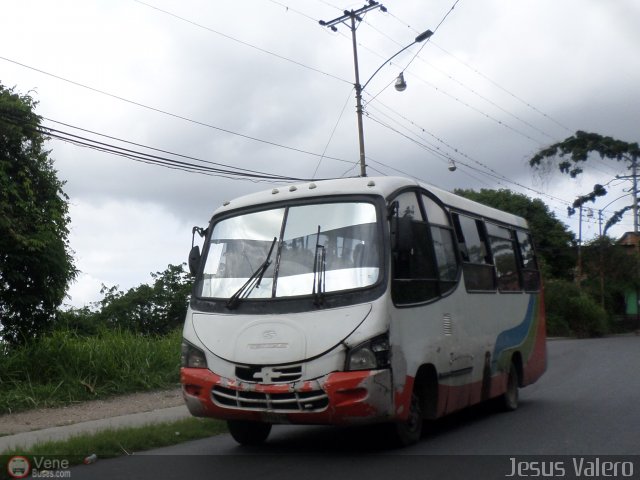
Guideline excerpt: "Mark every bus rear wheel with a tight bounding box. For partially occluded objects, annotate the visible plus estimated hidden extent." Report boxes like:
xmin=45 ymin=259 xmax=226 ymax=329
xmin=499 ymin=361 xmax=519 ymax=411
xmin=227 ymin=420 xmax=272 ymax=445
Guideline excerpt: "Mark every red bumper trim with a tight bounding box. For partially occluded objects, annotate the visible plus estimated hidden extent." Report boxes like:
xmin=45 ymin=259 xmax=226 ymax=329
xmin=181 ymin=367 xmax=395 ymax=425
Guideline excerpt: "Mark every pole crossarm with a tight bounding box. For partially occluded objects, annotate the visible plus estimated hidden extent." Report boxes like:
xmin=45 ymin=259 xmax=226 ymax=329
xmin=319 ymin=1 xmax=386 ymax=31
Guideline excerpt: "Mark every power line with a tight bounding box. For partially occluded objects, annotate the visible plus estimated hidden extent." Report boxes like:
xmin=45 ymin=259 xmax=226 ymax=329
xmin=312 ymin=2 xmax=553 ymax=147
xmin=41 ymin=128 xmax=307 ymax=182
xmin=409 ymin=56 xmax=557 ymax=141
xmin=364 ymin=107 xmax=575 ymax=208
xmin=44 ymin=121 xmax=310 ymax=181
xmin=401 ymin=0 xmax=462 ymax=72
xmin=0 ymin=56 xmax=355 ymax=168
xmin=268 ymin=0 xmax=318 ymax=22
xmin=43 ymin=118 xmax=300 ymax=180
xmin=428 ymin=41 xmax=573 ymax=134
xmin=400 ymin=74 xmax=545 ymax=145
xmin=383 ymin=7 xmax=573 ymax=134
xmin=313 ymin=89 xmax=354 ymax=179
xmin=0 ymin=110 xmax=332 ymax=182
xmin=138 ymin=0 xmax=561 ymax=171
xmin=134 ymin=0 xmax=350 ymax=85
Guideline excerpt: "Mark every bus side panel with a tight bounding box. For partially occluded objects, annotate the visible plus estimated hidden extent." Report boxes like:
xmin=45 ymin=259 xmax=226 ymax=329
xmin=522 ymin=289 xmax=547 ymax=385
xmin=492 ymin=292 xmax=547 ymax=387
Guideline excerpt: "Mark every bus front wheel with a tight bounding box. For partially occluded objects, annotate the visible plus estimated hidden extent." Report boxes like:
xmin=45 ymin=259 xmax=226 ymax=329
xmin=388 ymin=392 xmax=423 ymax=447
xmin=227 ymin=420 xmax=272 ymax=445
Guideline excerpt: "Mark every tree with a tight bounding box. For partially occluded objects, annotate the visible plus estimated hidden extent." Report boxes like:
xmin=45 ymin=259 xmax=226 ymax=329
xmin=0 ymin=84 xmax=76 ymax=345
xmin=581 ymin=236 xmax=640 ymax=315
xmin=455 ymin=188 xmax=576 ymax=279
xmin=95 ymin=264 xmax=192 ymax=335
xmin=529 ymin=131 xmax=640 ymax=234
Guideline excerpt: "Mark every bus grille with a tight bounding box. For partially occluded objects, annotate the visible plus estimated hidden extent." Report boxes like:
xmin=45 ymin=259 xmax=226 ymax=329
xmin=212 ymin=386 xmax=329 ymax=412
xmin=235 ymin=364 xmax=302 ymax=384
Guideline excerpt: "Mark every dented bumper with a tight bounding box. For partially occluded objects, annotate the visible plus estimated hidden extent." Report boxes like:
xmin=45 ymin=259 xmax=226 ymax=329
xmin=181 ymin=367 xmax=394 ymax=425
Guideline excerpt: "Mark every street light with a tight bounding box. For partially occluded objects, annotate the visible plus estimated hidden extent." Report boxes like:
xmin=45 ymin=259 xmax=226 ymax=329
xmin=320 ymin=3 xmax=432 ymax=177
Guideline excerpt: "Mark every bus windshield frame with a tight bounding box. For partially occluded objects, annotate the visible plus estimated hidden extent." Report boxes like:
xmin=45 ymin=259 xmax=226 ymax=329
xmin=193 ymin=197 xmax=385 ymax=309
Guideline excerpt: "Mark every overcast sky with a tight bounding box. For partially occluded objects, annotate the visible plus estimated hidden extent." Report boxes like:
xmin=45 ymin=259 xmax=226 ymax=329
xmin=2 ymin=0 xmax=639 ymax=307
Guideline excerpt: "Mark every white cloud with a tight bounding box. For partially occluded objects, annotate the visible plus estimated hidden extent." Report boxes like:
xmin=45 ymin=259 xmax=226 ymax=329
xmin=2 ymin=0 xmax=639 ymax=304
xmin=65 ymin=199 xmax=192 ymax=306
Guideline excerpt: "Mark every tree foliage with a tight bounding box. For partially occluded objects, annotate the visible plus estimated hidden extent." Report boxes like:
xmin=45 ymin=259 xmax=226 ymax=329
xmin=0 ymin=83 xmax=76 ymax=345
xmin=61 ymin=264 xmax=192 ymax=336
xmin=529 ymin=130 xmax=640 ymax=233
xmin=580 ymin=236 xmax=640 ymax=315
xmin=544 ymin=278 xmax=609 ymax=338
xmin=455 ymin=188 xmax=576 ymax=279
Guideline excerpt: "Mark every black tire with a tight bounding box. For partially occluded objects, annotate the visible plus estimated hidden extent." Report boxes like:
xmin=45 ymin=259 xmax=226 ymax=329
xmin=387 ymin=392 xmax=423 ymax=447
xmin=227 ymin=420 xmax=272 ymax=445
xmin=499 ymin=361 xmax=519 ymax=412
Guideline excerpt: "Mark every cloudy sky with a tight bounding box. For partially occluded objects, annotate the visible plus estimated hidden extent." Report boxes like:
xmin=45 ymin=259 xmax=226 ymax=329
xmin=2 ymin=0 xmax=639 ymax=307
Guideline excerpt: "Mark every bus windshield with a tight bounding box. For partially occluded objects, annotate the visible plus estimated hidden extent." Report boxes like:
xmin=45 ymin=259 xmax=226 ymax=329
xmin=197 ymin=201 xmax=381 ymax=300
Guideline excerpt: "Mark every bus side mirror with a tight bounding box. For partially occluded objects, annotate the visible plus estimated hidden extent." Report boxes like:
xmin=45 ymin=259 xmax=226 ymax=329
xmin=188 ymin=245 xmax=201 ymax=276
xmin=189 ymin=226 xmax=207 ymax=276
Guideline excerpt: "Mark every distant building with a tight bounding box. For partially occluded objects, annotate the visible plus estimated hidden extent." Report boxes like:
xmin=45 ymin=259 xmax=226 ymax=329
xmin=616 ymin=232 xmax=640 ymax=317
xmin=618 ymin=231 xmax=640 ymax=248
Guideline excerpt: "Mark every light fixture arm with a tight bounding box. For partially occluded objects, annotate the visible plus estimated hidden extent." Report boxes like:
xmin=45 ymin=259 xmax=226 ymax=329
xmin=361 ymin=30 xmax=432 ymax=91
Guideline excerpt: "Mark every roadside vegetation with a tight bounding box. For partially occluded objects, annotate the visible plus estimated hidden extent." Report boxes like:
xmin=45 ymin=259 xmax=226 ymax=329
xmin=0 ymin=417 xmax=227 ymax=463
xmin=0 ymin=328 xmax=181 ymax=414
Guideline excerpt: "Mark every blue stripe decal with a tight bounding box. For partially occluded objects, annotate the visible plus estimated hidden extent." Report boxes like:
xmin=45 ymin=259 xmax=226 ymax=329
xmin=491 ymin=295 xmax=536 ymax=371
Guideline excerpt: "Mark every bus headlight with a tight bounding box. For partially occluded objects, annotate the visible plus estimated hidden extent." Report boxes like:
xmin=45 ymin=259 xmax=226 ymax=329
xmin=346 ymin=334 xmax=390 ymax=371
xmin=181 ymin=340 xmax=208 ymax=369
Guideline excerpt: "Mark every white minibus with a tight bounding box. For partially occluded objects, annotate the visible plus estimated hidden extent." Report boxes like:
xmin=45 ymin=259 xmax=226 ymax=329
xmin=181 ymin=176 xmax=546 ymax=446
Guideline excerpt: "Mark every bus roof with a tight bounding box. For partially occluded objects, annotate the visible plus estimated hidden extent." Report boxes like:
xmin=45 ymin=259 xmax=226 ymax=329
xmin=213 ymin=176 xmax=528 ymax=229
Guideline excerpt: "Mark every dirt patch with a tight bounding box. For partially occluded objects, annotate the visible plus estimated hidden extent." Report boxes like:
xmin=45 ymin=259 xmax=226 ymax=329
xmin=0 ymin=388 xmax=184 ymax=436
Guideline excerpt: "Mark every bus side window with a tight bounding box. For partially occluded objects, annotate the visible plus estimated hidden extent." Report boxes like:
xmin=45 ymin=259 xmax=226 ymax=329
xmin=486 ymin=223 xmax=522 ymax=292
xmin=453 ymin=213 xmax=497 ymax=292
xmin=422 ymin=195 xmax=458 ymax=293
xmin=516 ymin=230 xmax=540 ymax=291
xmin=390 ymin=192 xmax=438 ymax=305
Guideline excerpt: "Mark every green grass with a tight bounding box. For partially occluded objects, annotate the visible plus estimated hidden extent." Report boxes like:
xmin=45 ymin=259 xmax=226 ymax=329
xmin=0 ymin=417 xmax=227 ymax=476
xmin=0 ymin=329 xmax=182 ymax=414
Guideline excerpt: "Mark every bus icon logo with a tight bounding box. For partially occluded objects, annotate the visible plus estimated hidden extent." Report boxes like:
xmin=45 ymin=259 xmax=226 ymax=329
xmin=262 ymin=330 xmax=277 ymax=339
xmin=7 ymin=456 xmax=30 ymax=479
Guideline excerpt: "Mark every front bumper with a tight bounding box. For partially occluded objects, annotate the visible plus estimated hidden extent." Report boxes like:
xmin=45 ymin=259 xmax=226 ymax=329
xmin=181 ymin=367 xmax=394 ymax=425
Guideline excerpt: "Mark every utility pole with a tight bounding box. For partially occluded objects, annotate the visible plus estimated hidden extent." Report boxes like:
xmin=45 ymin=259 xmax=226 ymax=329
xmin=577 ymin=204 xmax=584 ymax=288
xmin=320 ymin=2 xmax=387 ymax=178
xmin=320 ymin=3 xmax=432 ymax=178
xmin=632 ymin=155 xmax=638 ymax=234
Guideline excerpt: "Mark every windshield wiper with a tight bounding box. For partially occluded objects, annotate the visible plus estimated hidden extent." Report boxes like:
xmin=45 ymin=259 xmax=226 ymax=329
xmin=226 ymin=237 xmax=277 ymax=310
xmin=312 ymin=225 xmax=326 ymax=306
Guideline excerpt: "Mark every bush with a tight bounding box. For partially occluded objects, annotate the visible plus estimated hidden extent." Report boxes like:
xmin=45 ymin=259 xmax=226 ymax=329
xmin=0 ymin=328 xmax=181 ymax=414
xmin=544 ymin=279 xmax=609 ymax=338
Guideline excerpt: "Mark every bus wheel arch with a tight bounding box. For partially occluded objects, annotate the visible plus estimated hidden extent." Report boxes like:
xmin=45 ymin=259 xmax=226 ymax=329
xmin=512 ymin=351 xmax=524 ymax=388
xmin=414 ymin=364 xmax=439 ymax=420
xmin=385 ymin=364 xmax=437 ymax=447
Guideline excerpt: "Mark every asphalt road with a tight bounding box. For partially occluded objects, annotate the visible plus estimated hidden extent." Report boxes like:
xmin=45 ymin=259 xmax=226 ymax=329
xmin=70 ymin=337 xmax=640 ymax=479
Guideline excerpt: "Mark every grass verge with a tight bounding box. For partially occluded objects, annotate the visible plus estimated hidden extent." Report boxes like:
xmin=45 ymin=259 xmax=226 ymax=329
xmin=0 ymin=329 xmax=181 ymax=414
xmin=0 ymin=417 xmax=227 ymax=464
